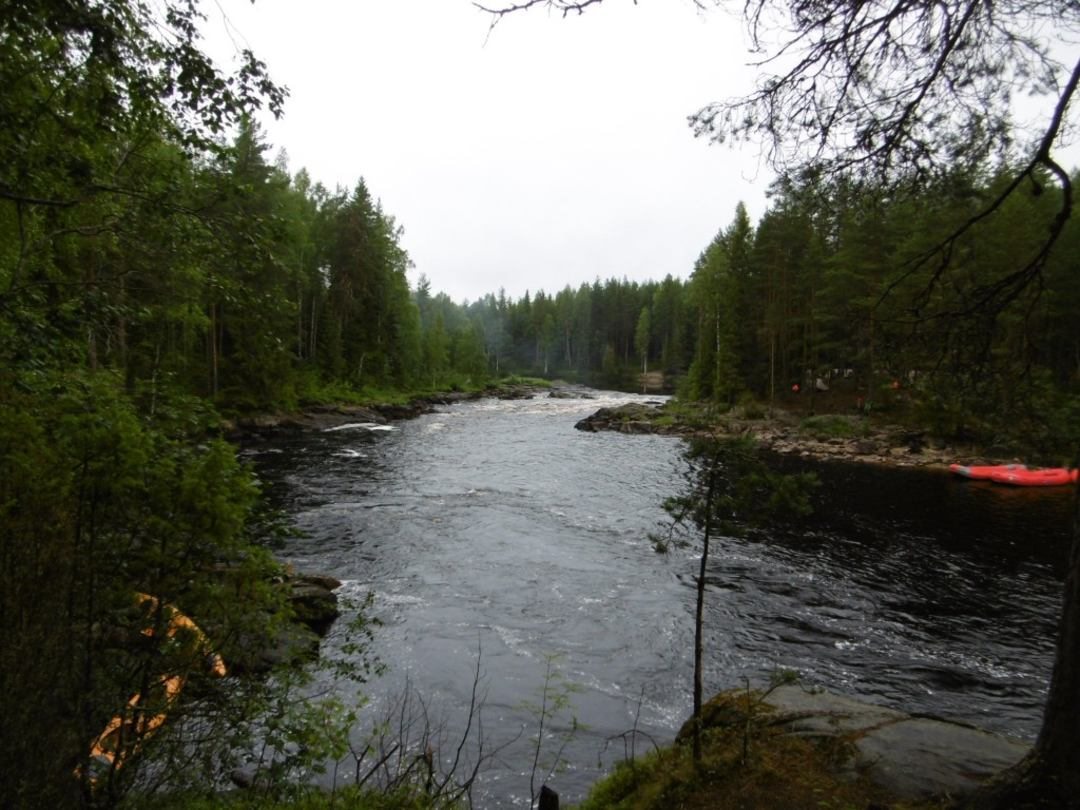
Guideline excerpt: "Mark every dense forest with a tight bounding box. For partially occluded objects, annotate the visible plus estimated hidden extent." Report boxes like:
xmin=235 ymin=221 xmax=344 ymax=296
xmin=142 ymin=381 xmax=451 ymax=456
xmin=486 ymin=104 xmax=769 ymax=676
xmin=6 ymin=106 xmax=1078 ymax=432
xmin=459 ymin=170 xmax=1080 ymax=456
xmin=3 ymin=1 xmax=1076 ymax=440
xmin=3 ymin=0 xmax=1080 ymax=807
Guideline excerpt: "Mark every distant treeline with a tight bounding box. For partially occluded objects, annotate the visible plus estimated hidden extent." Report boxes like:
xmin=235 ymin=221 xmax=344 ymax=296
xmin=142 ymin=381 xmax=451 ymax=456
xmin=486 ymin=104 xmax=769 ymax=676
xmin=6 ymin=107 xmax=1079 ymax=443
xmin=453 ymin=170 xmax=1080 ymax=453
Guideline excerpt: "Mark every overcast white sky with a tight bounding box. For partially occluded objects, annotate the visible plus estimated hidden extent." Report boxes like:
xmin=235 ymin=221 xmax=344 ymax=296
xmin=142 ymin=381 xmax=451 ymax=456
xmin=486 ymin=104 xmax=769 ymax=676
xmin=203 ymin=0 xmax=771 ymax=303
xmin=203 ymin=1 xmax=1079 ymax=305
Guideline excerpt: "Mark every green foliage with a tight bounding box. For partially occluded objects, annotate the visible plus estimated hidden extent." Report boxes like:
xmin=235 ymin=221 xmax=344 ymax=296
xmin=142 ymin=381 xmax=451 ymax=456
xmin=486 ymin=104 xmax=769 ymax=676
xmin=451 ymin=322 xmax=489 ymax=384
xmin=3 ymin=0 xmax=1078 ymax=426
xmin=736 ymin=394 xmax=767 ymax=421
xmin=0 ymin=5 xmax=401 ymax=802
xmin=601 ymin=344 xmax=624 ymax=388
xmin=652 ymin=435 xmax=818 ymax=766
xmin=0 ymin=371 xmax=296 ymax=806
xmin=575 ymin=684 xmax=928 ymax=810
xmin=669 ymin=170 xmax=1080 ymax=461
xmin=656 ymin=436 xmax=817 ymax=552
xmin=684 ymin=211 xmax=748 ymax=404
xmin=118 ymin=587 xmax=382 ymax=804
xmin=421 ymin=313 xmax=451 ymax=387
xmin=634 ymin=306 xmax=652 ymax=373
xmin=798 ymin=414 xmax=865 ymax=440
xmin=498 ymin=375 xmax=553 ymax=388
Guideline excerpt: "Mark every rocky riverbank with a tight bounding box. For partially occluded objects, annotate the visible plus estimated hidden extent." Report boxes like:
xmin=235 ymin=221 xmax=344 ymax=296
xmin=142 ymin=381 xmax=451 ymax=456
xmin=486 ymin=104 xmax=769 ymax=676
xmin=682 ymin=686 xmax=1029 ymax=805
xmin=223 ymin=381 xmax=548 ymax=438
xmin=226 ymin=570 xmax=342 ymax=673
xmin=573 ymin=400 xmax=1015 ymax=469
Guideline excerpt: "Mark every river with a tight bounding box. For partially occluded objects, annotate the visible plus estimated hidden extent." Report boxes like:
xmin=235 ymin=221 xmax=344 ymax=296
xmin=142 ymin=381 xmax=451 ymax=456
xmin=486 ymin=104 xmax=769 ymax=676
xmin=244 ymin=390 xmax=1073 ymax=807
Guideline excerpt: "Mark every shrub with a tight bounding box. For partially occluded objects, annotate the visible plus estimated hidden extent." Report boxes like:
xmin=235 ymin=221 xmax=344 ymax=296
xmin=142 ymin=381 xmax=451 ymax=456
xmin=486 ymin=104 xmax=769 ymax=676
xmin=799 ymin=414 xmax=860 ymax=440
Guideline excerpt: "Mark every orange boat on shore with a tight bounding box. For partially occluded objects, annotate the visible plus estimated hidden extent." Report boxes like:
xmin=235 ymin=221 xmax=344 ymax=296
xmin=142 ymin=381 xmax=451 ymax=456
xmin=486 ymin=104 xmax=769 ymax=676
xmin=949 ymin=463 xmax=1078 ymax=487
xmin=949 ymin=463 xmax=1026 ymax=480
xmin=990 ymin=467 xmax=1079 ymax=487
xmin=82 ymin=594 xmax=226 ymax=785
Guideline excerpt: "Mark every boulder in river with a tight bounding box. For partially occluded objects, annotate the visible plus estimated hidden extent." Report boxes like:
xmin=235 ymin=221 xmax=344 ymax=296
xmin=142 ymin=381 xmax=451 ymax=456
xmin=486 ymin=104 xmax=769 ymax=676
xmin=574 ymin=403 xmax=663 ymax=433
xmin=229 ymin=572 xmax=341 ymax=674
xmin=288 ymin=573 xmax=341 ymax=636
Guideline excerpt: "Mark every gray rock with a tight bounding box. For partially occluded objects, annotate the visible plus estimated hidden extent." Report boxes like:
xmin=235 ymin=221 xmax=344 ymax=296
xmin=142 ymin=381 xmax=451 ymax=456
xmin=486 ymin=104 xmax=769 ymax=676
xmin=289 ymin=576 xmax=340 ymax=636
xmin=227 ymin=572 xmax=340 ymax=673
xmin=575 ymin=403 xmax=661 ymax=433
xmin=765 ymin=686 xmax=906 ymax=735
xmin=294 ymin=572 xmax=342 ymax=591
xmin=762 ymin=686 xmax=1030 ymax=802
xmin=854 ymin=716 xmax=1028 ymax=801
xmin=254 ymin=622 xmax=321 ymax=670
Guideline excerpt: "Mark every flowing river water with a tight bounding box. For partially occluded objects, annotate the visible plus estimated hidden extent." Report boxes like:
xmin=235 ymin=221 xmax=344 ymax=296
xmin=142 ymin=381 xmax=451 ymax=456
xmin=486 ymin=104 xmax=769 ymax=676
xmin=244 ymin=390 xmax=1073 ymax=807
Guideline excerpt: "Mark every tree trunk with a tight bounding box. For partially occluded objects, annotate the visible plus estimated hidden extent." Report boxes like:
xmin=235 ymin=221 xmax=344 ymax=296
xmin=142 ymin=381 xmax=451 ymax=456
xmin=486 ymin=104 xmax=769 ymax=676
xmin=714 ymin=309 xmax=721 ymax=396
xmin=116 ymin=292 xmax=128 ymax=382
xmin=87 ymin=326 xmax=98 ymax=371
xmin=769 ymin=333 xmax=776 ymax=404
xmin=538 ymin=785 xmax=559 ymax=810
xmin=867 ymin=312 xmax=875 ymax=404
xmin=693 ymin=460 xmax=718 ymax=764
xmin=297 ymin=282 xmax=304 ymax=360
xmin=970 ymin=481 xmax=1080 ymax=808
xmin=1036 ymin=483 xmax=1080 ymax=780
xmin=208 ymin=303 xmax=219 ymax=397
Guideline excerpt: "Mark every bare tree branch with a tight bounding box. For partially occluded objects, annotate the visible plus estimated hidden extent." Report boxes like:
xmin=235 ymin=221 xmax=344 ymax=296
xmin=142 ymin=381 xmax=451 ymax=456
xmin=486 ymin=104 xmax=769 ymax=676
xmin=878 ymin=54 xmax=1080 ymax=323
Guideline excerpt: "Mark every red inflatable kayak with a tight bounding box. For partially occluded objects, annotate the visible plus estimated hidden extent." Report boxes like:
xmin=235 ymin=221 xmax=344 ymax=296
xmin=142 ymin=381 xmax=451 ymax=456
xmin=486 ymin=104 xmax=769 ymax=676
xmin=949 ymin=463 xmax=1078 ymax=486
xmin=989 ymin=467 xmax=1079 ymax=487
xmin=949 ymin=463 xmax=1026 ymax=480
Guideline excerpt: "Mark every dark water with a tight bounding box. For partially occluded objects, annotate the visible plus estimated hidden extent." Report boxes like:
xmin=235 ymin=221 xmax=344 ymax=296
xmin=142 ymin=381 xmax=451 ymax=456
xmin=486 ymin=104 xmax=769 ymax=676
xmin=244 ymin=392 xmax=1072 ymax=807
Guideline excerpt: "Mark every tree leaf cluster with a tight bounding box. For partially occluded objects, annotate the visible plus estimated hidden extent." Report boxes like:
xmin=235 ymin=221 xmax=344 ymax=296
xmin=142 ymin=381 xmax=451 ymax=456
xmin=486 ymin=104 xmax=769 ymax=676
xmin=0 ymin=3 xmax=384 ymax=806
xmin=656 ymin=436 xmax=817 ymax=553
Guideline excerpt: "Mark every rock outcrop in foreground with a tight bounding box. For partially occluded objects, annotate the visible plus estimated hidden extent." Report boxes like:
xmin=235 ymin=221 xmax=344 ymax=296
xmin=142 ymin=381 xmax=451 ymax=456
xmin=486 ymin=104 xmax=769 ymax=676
xmin=682 ymin=686 xmax=1029 ymax=804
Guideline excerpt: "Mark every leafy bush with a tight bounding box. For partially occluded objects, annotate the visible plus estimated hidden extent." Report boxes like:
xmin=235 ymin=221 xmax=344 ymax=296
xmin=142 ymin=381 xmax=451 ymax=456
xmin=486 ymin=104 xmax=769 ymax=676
xmin=499 ymin=374 xmax=553 ymax=388
xmin=737 ymin=394 xmax=766 ymax=420
xmin=798 ymin=414 xmax=862 ymax=440
xmin=0 ymin=373 xmax=383 ymax=807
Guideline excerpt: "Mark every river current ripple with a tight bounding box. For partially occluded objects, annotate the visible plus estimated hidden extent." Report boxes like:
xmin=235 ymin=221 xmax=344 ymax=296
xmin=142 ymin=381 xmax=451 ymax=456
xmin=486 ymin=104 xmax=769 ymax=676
xmin=245 ymin=391 xmax=1071 ymax=807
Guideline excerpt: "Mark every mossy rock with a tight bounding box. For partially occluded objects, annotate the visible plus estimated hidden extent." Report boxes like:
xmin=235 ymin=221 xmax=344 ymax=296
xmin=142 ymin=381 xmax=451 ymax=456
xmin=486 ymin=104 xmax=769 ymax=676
xmin=674 ymin=690 xmax=773 ymax=745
